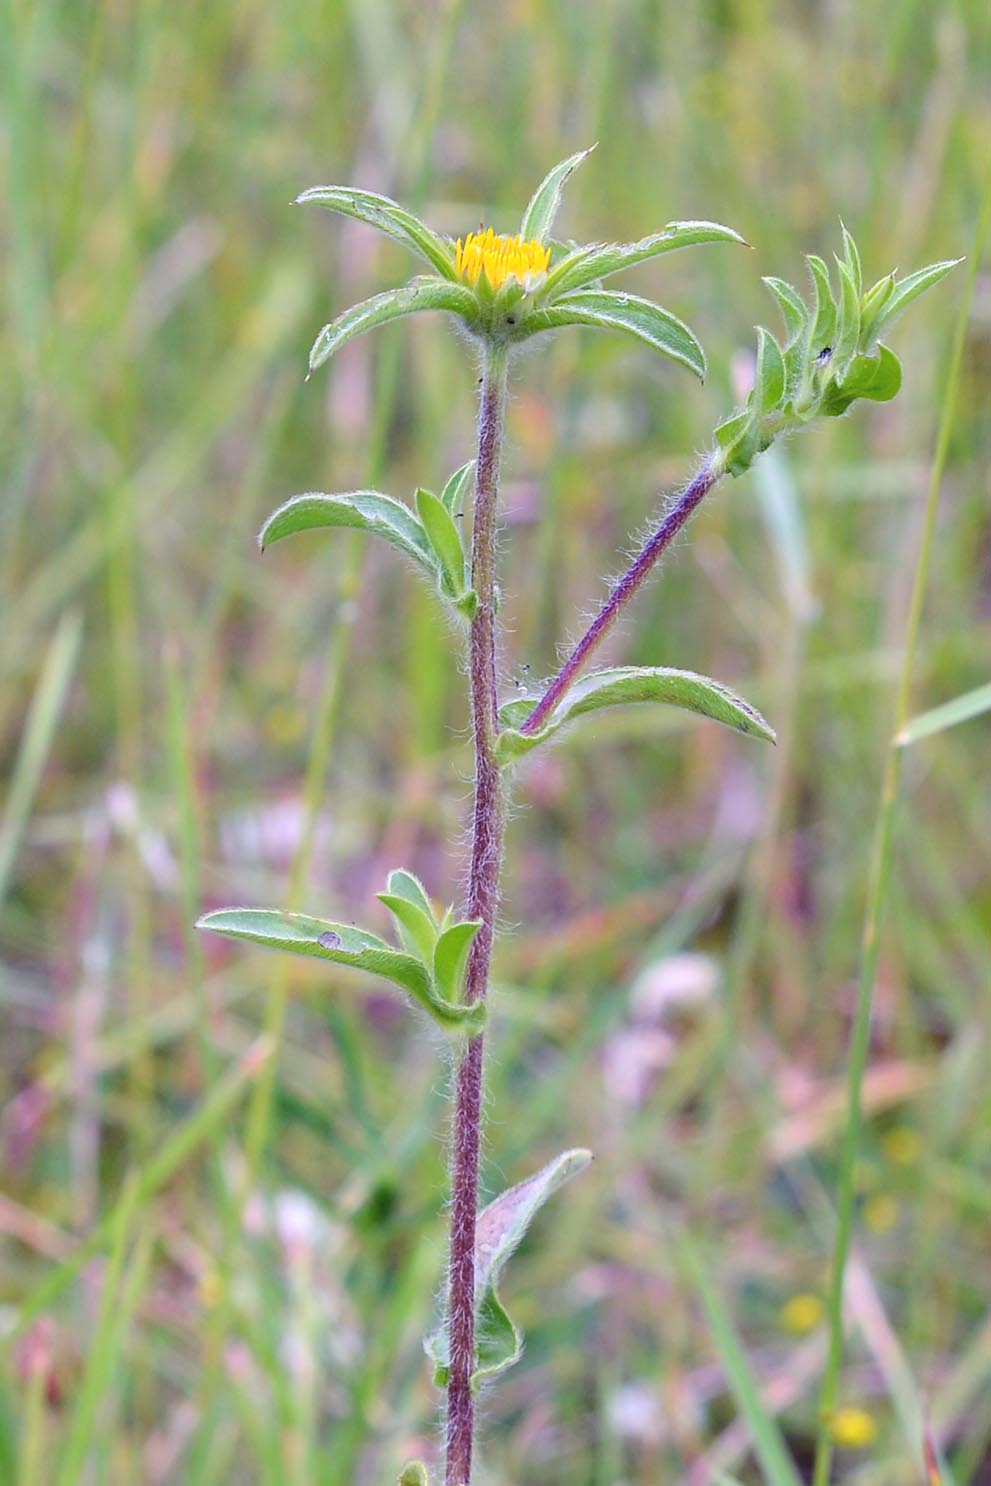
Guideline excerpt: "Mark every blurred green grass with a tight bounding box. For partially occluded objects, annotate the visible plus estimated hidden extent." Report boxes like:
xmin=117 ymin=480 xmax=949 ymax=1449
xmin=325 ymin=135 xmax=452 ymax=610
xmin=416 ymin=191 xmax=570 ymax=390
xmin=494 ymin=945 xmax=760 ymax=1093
xmin=1 ymin=0 xmax=989 ymax=1482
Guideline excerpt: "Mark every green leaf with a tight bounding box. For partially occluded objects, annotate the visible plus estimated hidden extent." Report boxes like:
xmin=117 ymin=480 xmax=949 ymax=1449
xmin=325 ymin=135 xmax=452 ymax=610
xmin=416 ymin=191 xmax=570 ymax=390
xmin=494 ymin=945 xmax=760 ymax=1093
xmin=384 ymin=868 xmax=437 ymax=921
xmin=762 ymin=276 xmax=808 ymax=344
xmin=398 ymin=1465 xmax=429 ymax=1486
xmin=858 ymin=272 xmax=895 ymax=346
xmin=440 ymin=459 xmax=475 ymax=515
xmin=308 ymin=279 xmax=478 ymax=373
xmin=376 ymin=892 xmax=438 ymax=964
xmin=259 ymin=490 xmax=435 ymax=575
xmin=805 ymin=254 xmax=837 ymax=356
xmin=433 ymin=919 xmax=481 ymax=1003
xmin=820 ymin=344 xmax=902 ymax=416
xmin=840 ymin=221 xmax=862 ymax=296
xmin=714 ymin=409 xmax=760 ymax=478
xmin=519 ymin=289 xmax=706 ymax=380
xmin=425 ymin=1148 xmax=592 ymax=1386
xmin=196 ymin=908 xmax=484 ymax=1034
xmin=496 ymin=666 xmax=776 ymax=763
xmin=545 ymin=220 xmax=747 ymax=298
xmin=519 ymin=145 xmax=595 ymax=244
xmin=832 ymin=257 xmax=861 ymax=371
xmin=295 ymin=185 xmax=457 ymax=279
xmin=869 ymin=257 xmax=962 ymax=338
xmin=416 ymin=486 xmax=469 ymax=600
xmin=752 ymin=326 xmax=785 ymax=414
xmin=896 ymin=679 xmax=991 ymax=747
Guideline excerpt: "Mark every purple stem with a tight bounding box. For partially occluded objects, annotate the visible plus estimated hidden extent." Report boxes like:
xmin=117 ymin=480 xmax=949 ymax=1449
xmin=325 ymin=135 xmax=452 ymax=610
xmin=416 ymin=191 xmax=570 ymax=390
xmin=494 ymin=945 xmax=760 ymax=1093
xmin=520 ymin=455 xmax=722 ymax=735
xmin=445 ymin=346 xmax=507 ymax=1486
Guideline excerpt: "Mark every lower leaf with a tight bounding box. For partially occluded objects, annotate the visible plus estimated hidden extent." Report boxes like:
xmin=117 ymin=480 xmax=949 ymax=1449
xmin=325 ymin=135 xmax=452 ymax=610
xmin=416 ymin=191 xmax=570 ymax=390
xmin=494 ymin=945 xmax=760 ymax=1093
xmin=196 ymin=907 xmax=483 ymax=1034
xmin=425 ymin=1147 xmax=592 ymax=1388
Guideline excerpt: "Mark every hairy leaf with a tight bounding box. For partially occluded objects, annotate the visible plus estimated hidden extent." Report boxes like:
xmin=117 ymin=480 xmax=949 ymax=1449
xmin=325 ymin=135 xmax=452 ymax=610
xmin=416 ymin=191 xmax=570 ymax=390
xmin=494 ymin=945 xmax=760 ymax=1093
xmin=259 ymin=490 xmax=435 ymax=574
xmin=869 ymin=257 xmax=962 ymax=339
xmin=840 ymin=221 xmax=862 ymax=296
xmin=518 ymin=289 xmax=706 ymax=379
xmin=820 ymin=344 xmax=902 ymax=416
xmin=295 ymin=185 xmax=457 ymax=278
xmin=377 ymin=892 xmax=438 ymax=964
xmin=762 ymin=276 xmax=808 ymax=344
xmin=440 ymin=459 xmax=475 ymax=515
xmin=416 ymin=486 xmax=469 ymax=600
xmin=196 ymin=908 xmax=483 ymax=1033
xmin=432 ymin=919 xmax=481 ymax=1004
xmin=752 ymin=327 xmax=785 ymax=414
xmin=384 ymin=868 xmax=437 ymax=921
xmin=425 ymin=1149 xmax=592 ymax=1386
xmin=308 ymin=279 xmax=478 ymax=372
xmin=545 ymin=220 xmax=746 ymax=298
xmin=833 ymin=258 xmax=861 ymax=371
xmin=805 ymin=254 xmax=837 ymax=356
xmin=496 ymin=666 xmax=775 ymax=763
xmin=858 ymin=273 xmax=896 ymax=345
xmin=519 ymin=146 xmax=595 ymax=244
xmin=714 ymin=409 xmax=760 ymax=478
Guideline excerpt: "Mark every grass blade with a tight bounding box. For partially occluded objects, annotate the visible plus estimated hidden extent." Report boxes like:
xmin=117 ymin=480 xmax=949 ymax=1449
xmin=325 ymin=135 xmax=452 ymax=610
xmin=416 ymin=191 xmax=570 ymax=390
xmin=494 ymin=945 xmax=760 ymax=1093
xmin=6 ymin=1039 xmax=272 ymax=1347
xmin=0 ymin=611 xmax=82 ymax=908
xmin=895 ymin=680 xmax=991 ymax=746
xmin=679 ymin=1234 xmax=803 ymax=1486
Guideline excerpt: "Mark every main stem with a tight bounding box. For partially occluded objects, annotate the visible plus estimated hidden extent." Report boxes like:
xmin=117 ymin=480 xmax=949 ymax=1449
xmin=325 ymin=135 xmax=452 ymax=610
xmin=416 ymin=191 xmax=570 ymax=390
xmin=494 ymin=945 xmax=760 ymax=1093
xmin=445 ymin=344 xmax=508 ymax=1486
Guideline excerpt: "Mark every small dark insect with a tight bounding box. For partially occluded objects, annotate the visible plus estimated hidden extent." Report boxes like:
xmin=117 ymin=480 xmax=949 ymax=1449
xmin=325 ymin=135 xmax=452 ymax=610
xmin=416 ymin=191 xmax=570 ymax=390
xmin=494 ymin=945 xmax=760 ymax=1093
xmin=506 ymin=315 xmax=516 ymax=325
xmin=816 ymin=345 xmax=833 ymax=364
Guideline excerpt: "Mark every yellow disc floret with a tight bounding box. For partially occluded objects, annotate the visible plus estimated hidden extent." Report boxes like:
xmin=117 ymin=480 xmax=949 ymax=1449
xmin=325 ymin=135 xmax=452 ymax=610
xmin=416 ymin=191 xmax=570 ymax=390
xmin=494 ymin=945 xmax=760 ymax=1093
xmin=455 ymin=227 xmax=551 ymax=291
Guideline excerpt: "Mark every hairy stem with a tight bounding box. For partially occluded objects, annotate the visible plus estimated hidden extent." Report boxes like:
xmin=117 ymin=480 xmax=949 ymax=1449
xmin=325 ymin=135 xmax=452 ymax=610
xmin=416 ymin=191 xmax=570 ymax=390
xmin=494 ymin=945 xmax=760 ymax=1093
xmin=445 ymin=344 xmax=508 ymax=1486
xmin=521 ymin=454 xmax=722 ymax=734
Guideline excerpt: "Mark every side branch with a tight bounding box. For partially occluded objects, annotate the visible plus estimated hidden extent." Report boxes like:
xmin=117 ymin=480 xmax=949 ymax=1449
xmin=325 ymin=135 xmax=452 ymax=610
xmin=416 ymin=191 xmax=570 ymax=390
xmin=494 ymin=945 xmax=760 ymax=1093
xmin=520 ymin=454 xmax=723 ymax=734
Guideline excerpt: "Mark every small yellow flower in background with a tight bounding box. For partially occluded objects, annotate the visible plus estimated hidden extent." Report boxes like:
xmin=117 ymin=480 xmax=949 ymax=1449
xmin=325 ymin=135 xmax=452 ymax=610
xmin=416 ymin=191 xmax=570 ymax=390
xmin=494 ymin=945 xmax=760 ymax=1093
xmin=882 ymin=1125 xmax=922 ymax=1166
xmin=864 ymin=1192 xmax=899 ymax=1234
xmin=779 ymin=1292 xmax=823 ymax=1334
xmin=829 ymin=1406 xmax=878 ymax=1448
xmin=455 ymin=228 xmax=551 ymax=291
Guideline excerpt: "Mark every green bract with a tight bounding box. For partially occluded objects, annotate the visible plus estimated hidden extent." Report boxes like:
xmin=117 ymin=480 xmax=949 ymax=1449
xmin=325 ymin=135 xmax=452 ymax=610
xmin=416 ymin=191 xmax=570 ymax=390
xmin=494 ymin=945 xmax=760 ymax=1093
xmin=298 ymin=149 xmax=745 ymax=379
xmin=713 ymin=230 xmax=960 ymax=477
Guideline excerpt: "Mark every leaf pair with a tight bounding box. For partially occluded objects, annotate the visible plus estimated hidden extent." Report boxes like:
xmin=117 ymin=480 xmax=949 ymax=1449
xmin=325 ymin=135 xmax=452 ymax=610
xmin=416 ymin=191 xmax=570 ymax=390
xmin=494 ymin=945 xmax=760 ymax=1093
xmin=425 ymin=1148 xmax=591 ymax=1388
xmin=496 ymin=665 xmax=776 ymax=765
xmin=197 ymin=870 xmax=483 ymax=1036
xmin=259 ymin=464 xmax=477 ymax=621
xmin=714 ymin=230 xmax=959 ymax=478
xmin=298 ymin=148 xmax=745 ymax=380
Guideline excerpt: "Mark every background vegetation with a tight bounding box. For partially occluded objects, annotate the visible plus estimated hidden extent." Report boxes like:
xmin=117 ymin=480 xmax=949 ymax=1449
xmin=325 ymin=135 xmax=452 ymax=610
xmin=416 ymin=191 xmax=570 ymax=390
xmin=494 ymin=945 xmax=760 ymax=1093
xmin=1 ymin=1 xmax=988 ymax=1482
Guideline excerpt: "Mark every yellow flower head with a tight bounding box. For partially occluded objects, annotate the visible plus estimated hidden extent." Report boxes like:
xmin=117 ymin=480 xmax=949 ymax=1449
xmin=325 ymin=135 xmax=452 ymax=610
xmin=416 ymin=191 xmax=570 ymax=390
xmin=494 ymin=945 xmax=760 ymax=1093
xmin=455 ymin=227 xmax=551 ymax=291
